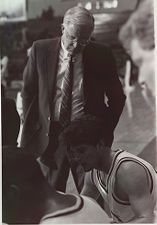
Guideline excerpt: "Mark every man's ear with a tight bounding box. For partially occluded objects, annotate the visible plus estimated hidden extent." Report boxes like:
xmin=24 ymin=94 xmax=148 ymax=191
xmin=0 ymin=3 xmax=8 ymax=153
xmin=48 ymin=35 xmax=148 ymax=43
xmin=61 ymin=24 xmax=65 ymax=34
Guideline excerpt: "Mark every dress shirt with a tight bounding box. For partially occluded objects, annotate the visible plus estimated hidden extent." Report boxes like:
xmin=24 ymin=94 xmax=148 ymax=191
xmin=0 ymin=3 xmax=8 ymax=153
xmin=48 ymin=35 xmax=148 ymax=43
xmin=53 ymin=41 xmax=85 ymax=121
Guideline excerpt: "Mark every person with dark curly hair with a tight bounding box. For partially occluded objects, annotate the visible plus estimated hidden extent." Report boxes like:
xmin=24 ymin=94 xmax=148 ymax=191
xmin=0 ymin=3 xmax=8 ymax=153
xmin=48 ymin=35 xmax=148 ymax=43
xmin=60 ymin=117 xmax=157 ymax=223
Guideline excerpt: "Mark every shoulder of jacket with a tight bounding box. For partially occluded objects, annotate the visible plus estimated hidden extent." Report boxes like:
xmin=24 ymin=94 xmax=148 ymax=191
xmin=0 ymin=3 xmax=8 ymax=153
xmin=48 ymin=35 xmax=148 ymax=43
xmin=90 ymin=41 xmax=110 ymax=49
xmin=88 ymin=41 xmax=112 ymax=56
xmin=33 ymin=37 xmax=60 ymax=48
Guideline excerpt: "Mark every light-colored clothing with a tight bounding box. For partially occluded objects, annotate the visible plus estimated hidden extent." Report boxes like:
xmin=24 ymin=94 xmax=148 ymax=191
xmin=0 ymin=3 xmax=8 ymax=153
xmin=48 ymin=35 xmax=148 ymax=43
xmin=40 ymin=194 xmax=111 ymax=224
xmin=53 ymin=41 xmax=84 ymax=121
xmin=91 ymin=149 xmax=157 ymax=223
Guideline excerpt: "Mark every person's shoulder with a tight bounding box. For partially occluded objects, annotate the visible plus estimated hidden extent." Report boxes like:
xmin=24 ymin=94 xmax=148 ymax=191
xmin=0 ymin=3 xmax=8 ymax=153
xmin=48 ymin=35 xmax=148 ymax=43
xmin=33 ymin=37 xmax=60 ymax=48
xmin=118 ymin=159 xmax=143 ymax=174
xmin=89 ymin=41 xmax=111 ymax=51
xmin=116 ymin=158 xmax=150 ymax=187
xmin=88 ymin=41 xmax=113 ymax=57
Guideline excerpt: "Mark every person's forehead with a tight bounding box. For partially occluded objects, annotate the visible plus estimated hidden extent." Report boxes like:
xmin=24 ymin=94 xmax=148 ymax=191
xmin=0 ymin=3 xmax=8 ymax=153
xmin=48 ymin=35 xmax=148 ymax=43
xmin=65 ymin=23 xmax=92 ymax=39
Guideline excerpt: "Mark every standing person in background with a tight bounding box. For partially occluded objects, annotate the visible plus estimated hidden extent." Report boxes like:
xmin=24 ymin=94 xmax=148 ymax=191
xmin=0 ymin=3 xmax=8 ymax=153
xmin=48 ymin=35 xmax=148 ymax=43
xmin=119 ymin=0 xmax=155 ymax=98
xmin=119 ymin=0 xmax=156 ymax=169
xmin=21 ymin=6 xmax=125 ymax=192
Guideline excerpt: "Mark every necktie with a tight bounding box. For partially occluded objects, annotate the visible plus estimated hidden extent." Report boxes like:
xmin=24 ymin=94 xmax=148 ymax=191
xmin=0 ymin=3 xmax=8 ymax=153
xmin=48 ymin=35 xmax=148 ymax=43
xmin=59 ymin=55 xmax=73 ymax=127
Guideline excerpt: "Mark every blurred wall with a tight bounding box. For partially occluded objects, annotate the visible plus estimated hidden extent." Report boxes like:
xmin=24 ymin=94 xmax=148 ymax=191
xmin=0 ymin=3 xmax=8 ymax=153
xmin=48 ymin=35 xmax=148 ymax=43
xmin=27 ymin=0 xmax=138 ymax=19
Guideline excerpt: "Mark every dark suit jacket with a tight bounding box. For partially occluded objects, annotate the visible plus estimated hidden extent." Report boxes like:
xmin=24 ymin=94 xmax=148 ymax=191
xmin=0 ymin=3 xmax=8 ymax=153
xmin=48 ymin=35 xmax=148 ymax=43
xmin=21 ymin=37 xmax=126 ymax=157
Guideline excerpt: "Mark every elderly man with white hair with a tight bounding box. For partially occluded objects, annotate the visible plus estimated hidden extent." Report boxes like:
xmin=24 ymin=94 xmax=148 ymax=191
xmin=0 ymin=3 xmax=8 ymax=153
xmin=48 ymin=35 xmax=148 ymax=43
xmin=21 ymin=6 xmax=125 ymax=192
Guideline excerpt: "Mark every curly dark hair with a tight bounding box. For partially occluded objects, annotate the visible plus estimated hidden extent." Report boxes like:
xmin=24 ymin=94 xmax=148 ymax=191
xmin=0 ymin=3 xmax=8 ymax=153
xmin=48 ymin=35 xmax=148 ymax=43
xmin=59 ymin=115 xmax=104 ymax=146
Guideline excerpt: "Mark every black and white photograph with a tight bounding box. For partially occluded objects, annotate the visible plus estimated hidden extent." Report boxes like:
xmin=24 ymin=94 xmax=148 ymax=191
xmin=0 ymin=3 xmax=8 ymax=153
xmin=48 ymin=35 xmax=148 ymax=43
xmin=1 ymin=0 xmax=157 ymax=224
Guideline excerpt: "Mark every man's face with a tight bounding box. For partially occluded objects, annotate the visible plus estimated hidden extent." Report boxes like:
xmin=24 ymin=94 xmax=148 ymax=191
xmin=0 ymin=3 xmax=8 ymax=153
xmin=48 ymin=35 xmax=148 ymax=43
xmin=70 ymin=144 xmax=99 ymax=172
xmin=130 ymin=39 xmax=155 ymax=97
xmin=61 ymin=23 xmax=93 ymax=55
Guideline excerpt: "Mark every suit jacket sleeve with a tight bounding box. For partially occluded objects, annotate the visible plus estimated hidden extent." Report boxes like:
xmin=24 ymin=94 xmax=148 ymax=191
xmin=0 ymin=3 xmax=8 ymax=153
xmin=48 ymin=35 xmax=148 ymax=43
xmin=103 ymin=47 xmax=126 ymax=135
xmin=21 ymin=42 xmax=38 ymax=119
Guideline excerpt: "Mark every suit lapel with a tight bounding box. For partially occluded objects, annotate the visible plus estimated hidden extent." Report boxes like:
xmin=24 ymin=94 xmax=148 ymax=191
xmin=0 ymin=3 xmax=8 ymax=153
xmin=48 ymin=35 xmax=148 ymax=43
xmin=46 ymin=38 xmax=60 ymax=107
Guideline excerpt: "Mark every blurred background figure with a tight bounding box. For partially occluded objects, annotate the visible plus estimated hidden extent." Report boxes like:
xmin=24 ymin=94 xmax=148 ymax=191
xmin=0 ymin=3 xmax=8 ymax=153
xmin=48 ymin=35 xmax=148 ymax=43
xmin=118 ymin=0 xmax=156 ymax=170
xmin=123 ymin=57 xmax=135 ymax=118
xmin=20 ymin=27 xmax=29 ymax=50
xmin=119 ymin=0 xmax=155 ymax=107
xmin=16 ymin=91 xmax=23 ymax=146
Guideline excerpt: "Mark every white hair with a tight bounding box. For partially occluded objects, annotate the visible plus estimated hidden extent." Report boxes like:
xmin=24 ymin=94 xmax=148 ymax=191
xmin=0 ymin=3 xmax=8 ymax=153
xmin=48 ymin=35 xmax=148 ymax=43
xmin=63 ymin=6 xmax=94 ymax=30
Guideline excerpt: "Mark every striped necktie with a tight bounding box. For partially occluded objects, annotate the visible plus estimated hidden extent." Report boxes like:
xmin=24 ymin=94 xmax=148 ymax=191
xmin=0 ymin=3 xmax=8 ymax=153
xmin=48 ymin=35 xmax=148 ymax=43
xmin=59 ymin=55 xmax=73 ymax=127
